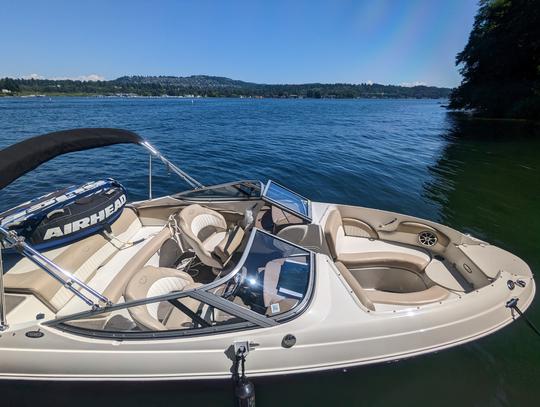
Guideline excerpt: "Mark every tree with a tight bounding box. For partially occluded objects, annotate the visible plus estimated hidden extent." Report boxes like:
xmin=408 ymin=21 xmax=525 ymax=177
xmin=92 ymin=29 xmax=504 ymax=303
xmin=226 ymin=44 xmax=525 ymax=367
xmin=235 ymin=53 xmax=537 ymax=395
xmin=449 ymin=0 xmax=540 ymax=119
xmin=0 ymin=78 xmax=20 ymax=92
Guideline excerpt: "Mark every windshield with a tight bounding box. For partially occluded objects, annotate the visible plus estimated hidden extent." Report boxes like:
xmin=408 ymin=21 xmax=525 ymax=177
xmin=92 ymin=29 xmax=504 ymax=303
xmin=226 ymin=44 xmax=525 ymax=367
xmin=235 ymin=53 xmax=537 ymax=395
xmin=175 ymin=180 xmax=262 ymax=200
xmin=218 ymin=229 xmax=313 ymax=317
xmin=262 ymin=181 xmax=311 ymax=222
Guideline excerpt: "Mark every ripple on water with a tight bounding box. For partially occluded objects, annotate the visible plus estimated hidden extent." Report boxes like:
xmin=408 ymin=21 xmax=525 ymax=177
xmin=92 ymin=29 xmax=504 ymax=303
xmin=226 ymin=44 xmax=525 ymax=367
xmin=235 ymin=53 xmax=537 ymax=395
xmin=0 ymin=97 xmax=539 ymax=406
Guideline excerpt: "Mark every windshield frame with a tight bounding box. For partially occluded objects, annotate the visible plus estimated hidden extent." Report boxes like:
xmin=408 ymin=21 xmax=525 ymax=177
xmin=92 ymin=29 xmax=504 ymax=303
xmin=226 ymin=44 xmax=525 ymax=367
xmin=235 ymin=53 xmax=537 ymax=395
xmin=262 ymin=180 xmax=312 ymax=222
xmin=174 ymin=180 xmax=263 ymax=201
xmin=47 ymin=228 xmax=316 ymax=339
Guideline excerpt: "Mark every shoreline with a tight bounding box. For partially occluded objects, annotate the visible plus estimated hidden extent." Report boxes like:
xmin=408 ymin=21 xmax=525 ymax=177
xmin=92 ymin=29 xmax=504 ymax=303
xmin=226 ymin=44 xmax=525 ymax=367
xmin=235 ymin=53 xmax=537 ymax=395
xmin=0 ymin=94 xmax=449 ymax=100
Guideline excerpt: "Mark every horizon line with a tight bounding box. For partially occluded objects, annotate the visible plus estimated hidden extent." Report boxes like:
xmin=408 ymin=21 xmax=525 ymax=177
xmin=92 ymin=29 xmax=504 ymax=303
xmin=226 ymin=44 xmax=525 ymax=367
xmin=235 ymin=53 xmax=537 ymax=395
xmin=2 ymin=73 xmax=453 ymax=89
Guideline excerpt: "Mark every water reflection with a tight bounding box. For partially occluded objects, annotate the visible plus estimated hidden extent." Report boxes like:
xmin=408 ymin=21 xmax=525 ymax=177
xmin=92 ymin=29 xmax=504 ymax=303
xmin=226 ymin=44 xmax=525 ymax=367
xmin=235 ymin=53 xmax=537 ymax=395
xmin=1 ymin=100 xmax=539 ymax=406
xmin=424 ymin=114 xmax=540 ymax=269
xmin=415 ymin=113 xmax=540 ymax=407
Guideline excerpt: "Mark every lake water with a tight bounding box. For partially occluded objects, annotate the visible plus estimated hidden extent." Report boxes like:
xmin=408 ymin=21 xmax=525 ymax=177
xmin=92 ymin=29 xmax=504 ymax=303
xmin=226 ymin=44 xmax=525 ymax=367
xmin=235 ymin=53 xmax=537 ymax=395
xmin=0 ymin=97 xmax=539 ymax=406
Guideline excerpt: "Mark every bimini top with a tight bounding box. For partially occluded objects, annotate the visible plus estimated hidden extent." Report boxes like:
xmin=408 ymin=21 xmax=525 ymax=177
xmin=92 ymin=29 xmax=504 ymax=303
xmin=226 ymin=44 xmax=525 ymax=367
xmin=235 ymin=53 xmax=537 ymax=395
xmin=0 ymin=128 xmax=144 ymax=190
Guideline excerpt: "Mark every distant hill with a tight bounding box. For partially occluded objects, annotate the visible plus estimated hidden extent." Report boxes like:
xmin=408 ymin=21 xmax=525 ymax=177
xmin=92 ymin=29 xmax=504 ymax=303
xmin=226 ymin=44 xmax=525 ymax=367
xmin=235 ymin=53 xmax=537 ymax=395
xmin=113 ymin=75 xmax=256 ymax=89
xmin=0 ymin=75 xmax=451 ymax=99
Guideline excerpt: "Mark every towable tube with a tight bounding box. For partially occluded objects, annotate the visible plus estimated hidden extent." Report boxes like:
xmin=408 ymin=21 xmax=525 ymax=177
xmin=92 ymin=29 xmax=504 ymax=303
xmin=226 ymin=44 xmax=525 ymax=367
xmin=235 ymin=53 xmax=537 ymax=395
xmin=0 ymin=179 xmax=127 ymax=251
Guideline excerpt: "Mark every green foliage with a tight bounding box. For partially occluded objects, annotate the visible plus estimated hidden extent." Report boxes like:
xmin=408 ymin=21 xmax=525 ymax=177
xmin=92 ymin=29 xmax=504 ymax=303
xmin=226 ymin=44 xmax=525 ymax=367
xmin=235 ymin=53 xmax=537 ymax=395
xmin=0 ymin=78 xmax=20 ymax=92
xmin=449 ymin=0 xmax=540 ymax=119
xmin=0 ymin=75 xmax=451 ymax=99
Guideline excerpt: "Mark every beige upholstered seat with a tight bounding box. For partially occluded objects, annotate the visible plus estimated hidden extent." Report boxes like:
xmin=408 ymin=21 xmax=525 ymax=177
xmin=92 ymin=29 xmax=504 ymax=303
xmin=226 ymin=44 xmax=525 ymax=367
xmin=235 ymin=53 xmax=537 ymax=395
xmin=271 ymin=206 xmax=303 ymax=230
xmin=177 ymin=204 xmax=244 ymax=269
xmin=323 ymin=207 xmax=430 ymax=271
xmin=101 ymin=226 xmax=173 ymax=304
xmin=365 ymin=285 xmax=449 ymax=306
xmin=263 ymin=258 xmax=287 ymax=307
xmin=4 ymin=208 xmax=142 ymax=311
xmin=61 ymin=225 xmax=186 ymax=316
xmin=334 ymin=262 xmax=449 ymax=309
xmin=338 ymin=252 xmax=430 ymax=273
xmin=325 ymin=209 xmax=448 ymax=308
xmin=124 ymin=266 xmax=202 ymax=331
xmin=334 ymin=262 xmax=375 ymax=311
xmin=262 ymin=258 xmax=303 ymax=316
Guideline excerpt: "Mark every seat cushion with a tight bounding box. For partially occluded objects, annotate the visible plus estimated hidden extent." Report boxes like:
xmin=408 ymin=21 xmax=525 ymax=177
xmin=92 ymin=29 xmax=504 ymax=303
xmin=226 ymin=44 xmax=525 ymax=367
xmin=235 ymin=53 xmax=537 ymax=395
xmin=323 ymin=207 xmax=431 ymax=272
xmin=336 ymin=236 xmax=431 ymax=272
xmin=202 ymin=231 xmax=228 ymax=251
xmin=177 ymin=204 xmax=229 ymax=269
xmin=366 ymin=285 xmax=449 ymax=306
xmin=163 ymin=292 xmax=204 ymax=329
xmin=57 ymin=225 xmax=164 ymax=317
xmin=124 ymin=266 xmax=194 ymax=301
xmin=334 ymin=262 xmax=375 ymax=311
xmin=263 ymin=258 xmax=287 ymax=307
xmin=323 ymin=207 xmax=343 ymax=259
xmin=335 ymin=262 xmax=449 ymax=308
xmin=102 ymin=226 xmax=173 ymax=304
xmin=124 ymin=266 xmax=198 ymax=331
xmin=4 ymin=208 xmax=141 ymax=311
xmin=338 ymin=251 xmax=430 ymax=272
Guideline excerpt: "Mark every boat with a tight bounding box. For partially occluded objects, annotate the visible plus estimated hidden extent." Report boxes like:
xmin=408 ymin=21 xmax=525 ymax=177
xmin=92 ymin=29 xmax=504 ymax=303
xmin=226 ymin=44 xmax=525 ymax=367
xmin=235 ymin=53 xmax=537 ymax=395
xmin=0 ymin=128 xmax=535 ymax=382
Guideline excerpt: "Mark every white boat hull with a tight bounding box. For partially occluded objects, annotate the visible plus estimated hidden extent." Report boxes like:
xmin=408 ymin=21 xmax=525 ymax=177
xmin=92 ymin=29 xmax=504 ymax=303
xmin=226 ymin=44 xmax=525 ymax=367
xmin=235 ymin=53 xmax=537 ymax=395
xmin=1 ymin=253 xmax=534 ymax=381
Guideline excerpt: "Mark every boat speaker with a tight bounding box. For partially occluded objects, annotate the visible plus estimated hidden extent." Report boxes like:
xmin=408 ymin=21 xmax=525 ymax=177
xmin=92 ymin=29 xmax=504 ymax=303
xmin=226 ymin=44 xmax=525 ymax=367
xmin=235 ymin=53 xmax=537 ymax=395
xmin=418 ymin=231 xmax=438 ymax=247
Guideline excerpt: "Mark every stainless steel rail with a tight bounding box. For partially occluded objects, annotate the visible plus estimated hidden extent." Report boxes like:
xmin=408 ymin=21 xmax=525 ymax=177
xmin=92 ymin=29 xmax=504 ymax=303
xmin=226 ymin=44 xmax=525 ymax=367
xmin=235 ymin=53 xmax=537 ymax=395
xmin=0 ymin=245 xmax=7 ymax=331
xmin=0 ymin=226 xmax=110 ymax=309
xmin=0 ymin=135 xmax=203 ymax=321
xmin=148 ymin=153 xmax=153 ymax=199
xmin=140 ymin=141 xmax=204 ymax=190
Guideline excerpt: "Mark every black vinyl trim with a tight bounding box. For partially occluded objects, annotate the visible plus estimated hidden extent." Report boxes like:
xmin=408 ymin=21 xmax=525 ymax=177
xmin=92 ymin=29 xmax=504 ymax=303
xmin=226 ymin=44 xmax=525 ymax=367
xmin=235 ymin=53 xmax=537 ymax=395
xmin=54 ymin=321 xmax=257 ymax=340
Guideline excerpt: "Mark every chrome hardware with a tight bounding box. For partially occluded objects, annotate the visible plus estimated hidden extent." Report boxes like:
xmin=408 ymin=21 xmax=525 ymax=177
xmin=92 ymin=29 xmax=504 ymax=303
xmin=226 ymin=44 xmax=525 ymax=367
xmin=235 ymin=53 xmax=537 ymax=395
xmin=234 ymin=340 xmax=251 ymax=356
xmin=148 ymin=153 xmax=153 ymax=199
xmin=0 ymin=226 xmax=110 ymax=309
xmin=516 ymin=279 xmax=526 ymax=288
xmin=140 ymin=141 xmax=204 ymax=190
xmin=508 ymin=279 xmax=527 ymax=290
xmin=379 ymin=218 xmax=398 ymax=228
xmin=0 ymin=245 xmax=7 ymax=331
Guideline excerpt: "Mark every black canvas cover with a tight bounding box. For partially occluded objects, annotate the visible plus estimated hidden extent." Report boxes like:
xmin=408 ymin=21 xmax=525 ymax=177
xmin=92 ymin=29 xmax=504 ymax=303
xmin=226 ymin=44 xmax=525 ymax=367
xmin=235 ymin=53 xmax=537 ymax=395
xmin=0 ymin=128 xmax=144 ymax=189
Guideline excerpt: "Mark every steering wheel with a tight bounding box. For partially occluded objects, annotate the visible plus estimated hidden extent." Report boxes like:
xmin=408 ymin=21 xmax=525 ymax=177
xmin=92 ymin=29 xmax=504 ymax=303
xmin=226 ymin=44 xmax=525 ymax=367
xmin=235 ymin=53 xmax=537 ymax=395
xmin=223 ymin=266 xmax=247 ymax=298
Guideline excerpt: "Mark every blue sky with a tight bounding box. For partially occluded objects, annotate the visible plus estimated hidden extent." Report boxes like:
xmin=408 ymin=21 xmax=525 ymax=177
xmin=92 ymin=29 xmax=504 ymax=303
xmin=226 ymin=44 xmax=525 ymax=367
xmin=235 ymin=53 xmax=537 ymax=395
xmin=0 ymin=0 xmax=478 ymax=87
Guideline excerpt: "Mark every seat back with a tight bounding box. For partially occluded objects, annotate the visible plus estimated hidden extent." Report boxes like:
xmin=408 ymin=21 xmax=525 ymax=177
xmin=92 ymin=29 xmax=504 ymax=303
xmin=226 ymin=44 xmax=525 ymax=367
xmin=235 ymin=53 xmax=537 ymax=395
xmin=124 ymin=266 xmax=200 ymax=331
xmin=4 ymin=208 xmax=141 ymax=311
xmin=101 ymin=226 xmax=173 ymax=304
xmin=323 ymin=207 xmax=344 ymax=260
xmin=261 ymin=258 xmax=305 ymax=316
xmin=177 ymin=204 xmax=228 ymax=268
